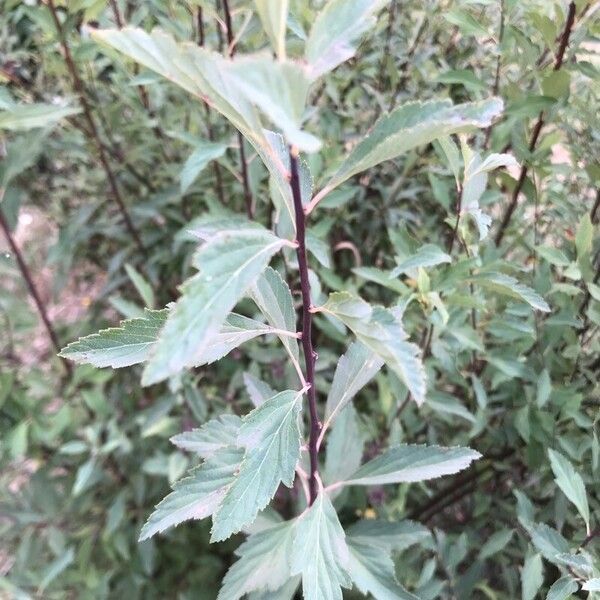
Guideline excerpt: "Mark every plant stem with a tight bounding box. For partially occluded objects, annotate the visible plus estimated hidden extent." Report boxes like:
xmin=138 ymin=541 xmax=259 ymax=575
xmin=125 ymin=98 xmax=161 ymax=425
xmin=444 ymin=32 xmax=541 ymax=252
xmin=290 ymin=147 xmax=321 ymax=505
xmin=221 ymin=0 xmax=253 ymax=219
xmin=484 ymin=0 xmax=505 ymax=149
xmin=494 ymin=1 xmax=577 ymax=246
xmin=0 ymin=208 xmax=72 ymax=377
xmin=46 ymin=0 xmax=146 ymax=255
xmin=446 ymin=183 xmax=464 ymax=254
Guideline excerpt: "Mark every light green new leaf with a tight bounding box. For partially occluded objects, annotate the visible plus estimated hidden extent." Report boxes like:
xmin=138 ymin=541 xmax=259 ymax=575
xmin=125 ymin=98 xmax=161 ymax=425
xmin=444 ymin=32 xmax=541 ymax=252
xmin=305 ymin=0 xmax=389 ymax=79
xmin=522 ymin=554 xmax=543 ymax=600
xmin=390 ymin=244 xmax=451 ymax=277
xmin=346 ymin=539 xmax=419 ymax=600
xmin=546 ymin=576 xmax=578 ymax=600
xmin=211 ymin=390 xmax=303 ymax=541
xmin=225 ymin=56 xmax=320 ymax=152
xmin=254 ymin=0 xmax=289 ymax=59
xmin=346 ymin=519 xmax=430 ymax=551
xmin=142 ymin=230 xmax=288 ymax=385
xmin=170 ymin=415 xmax=242 ymax=458
xmin=320 ymin=293 xmax=426 ymax=405
xmin=218 ymin=521 xmax=295 ymax=599
xmin=139 ymin=446 xmax=243 ymax=541
xmin=582 ymin=579 xmax=600 ymax=591
xmin=548 ymin=449 xmax=590 ymax=531
xmin=59 ymin=309 xmax=168 ymax=368
xmin=0 ymin=103 xmax=79 ymax=131
xmin=321 ymin=98 xmax=503 ymax=196
xmin=243 ymin=373 xmax=276 ymax=407
xmin=324 ymin=342 xmax=382 ymax=432
xmin=472 ymin=272 xmax=551 ymax=312
xmin=251 ymin=267 xmax=299 ymax=362
xmin=290 ymin=493 xmax=352 ymax=600
xmin=180 ymin=141 xmax=228 ymax=193
xmin=342 ymin=444 xmax=481 ymax=486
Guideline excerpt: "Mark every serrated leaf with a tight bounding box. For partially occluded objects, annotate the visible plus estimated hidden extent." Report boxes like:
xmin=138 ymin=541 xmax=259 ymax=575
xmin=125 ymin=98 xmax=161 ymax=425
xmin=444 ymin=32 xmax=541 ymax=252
xmin=472 ymin=272 xmax=551 ymax=312
xmin=546 ymin=576 xmax=579 ymax=600
xmin=249 ymin=577 xmax=301 ymax=599
xmin=390 ymin=244 xmax=451 ymax=277
xmin=143 ymin=230 xmax=288 ymax=385
xmin=527 ymin=523 xmax=570 ymax=563
xmin=211 ymin=390 xmax=303 ymax=541
xmin=170 ymin=415 xmax=242 ymax=458
xmin=548 ymin=449 xmax=590 ymax=531
xmin=60 ymin=309 xmax=168 ymax=368
xmin=139 ymin=446 xmax=243 ymax=541
xmin=324 ymin=342 xmax=383 ymax=431
xmin=251 ymin=267 xmax=299 ymax=362
xmin=254 ymin=0 xmax=288 ymax=59
xmin=290 ymin=493 xmax=352 ymax=600
xmin=320 ymin=293 xmax=426 ymax=404
xmin=305 ymin=0 xmax=389 ymax=79
xmin=347 ymin=520 xmax=430 ymax=551
xmin=0 ymin=103 xmax=79 ymax=131
xmin=522 ymin=554 xmax=543 ymax=600
xmin=342 ymin=444 xmax=481 ymax=486
xmin=218 ymin=521 xmax=295 ymax=599
xmin=321 ymin=98 xmax=503 ymax=195
xmin=243 ymin=373 xmax=276 ymax=407
xmin=346 ymin=539 xmax=419 ymax=600
xmin=180 ymin=141 xmax=227 ymax=193
xmin=124 ymin=263 xmax=155 ymax=308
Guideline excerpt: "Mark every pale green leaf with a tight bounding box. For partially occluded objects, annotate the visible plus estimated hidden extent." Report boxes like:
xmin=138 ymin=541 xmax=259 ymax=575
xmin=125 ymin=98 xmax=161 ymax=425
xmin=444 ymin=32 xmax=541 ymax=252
xmin=170 ymin=415 xmax=242 ymax=458
xmin=180 ymin=141 xmax=227 ymax=193
xmin=546 ymin=576 xmax=578 ymax=600
xmin=343 ymin=444 xmax=481 ymax=486
xmin=548 ymin=449 xmax=589 ymax=531
xmin=305 ymin=0 xmax=389 ymax=79
xmin=290 ymin=493 xmax=352 ymax=600
xmin=211 ymin=390 xmax=303 ymax=541
xmin=390 ymin=244 xmax=451 ymax=277
xmin=478 ymin=529 xmax=514 ymax=560
xmin=472 ymin=272 xmax=551 ymax=312
xmin=527 ymin=523 xmax=569 ymax=563
xmin=143 ymin=230 xmax=288 ymax=385
xmin=254 ymin=0 xmax=289 ymax=59
xmin=139 ymin=446 xmax=243 ymax=541
xmin=322 ymin=98 xmax=503 ymax=195
xmin=575 ymin=214 xmax=593 ymax=260
xmin=582 ymin=579 xmax=600 ymax=591
xmin=218 ymin=521 xmax=295 ymax=600
xmin=248 ymin=577 xmax=300 ymax=600
xmin=324 ymin=342 xmax=383 ymax=431
xmin=522 ymin=554 xmax=543 ymax=600
xmin=0 ymin=103 xmax=79 ymax=131
xmin=243 ymin=373 xmax=276 ymax=407
xmin=346 ymin=519 xmax=431 ymax=551
xmin=124 ymin=263 xmax=155 ymax=308
xmin=346 ymin=539 xmax=419 ymax=600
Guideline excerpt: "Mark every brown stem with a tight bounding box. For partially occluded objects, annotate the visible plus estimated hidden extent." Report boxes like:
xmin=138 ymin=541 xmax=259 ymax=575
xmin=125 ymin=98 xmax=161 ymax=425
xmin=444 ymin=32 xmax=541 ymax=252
xmin=591 ymin=187 xmax=600 ymax=224
xmin=46 ymin=0 xmax=146 ymax=255
xmin=494 ymin=1 xmax=577 ymax=246
xmin=222 ymin=0 xmax=254 ymax=219
xmin=0 ymin=208 xmax=72 ymax=377
xmin=290 ymin=147 xmax=320 ymax=504
xmin=446 ymin=183 xmax=464 ymax=254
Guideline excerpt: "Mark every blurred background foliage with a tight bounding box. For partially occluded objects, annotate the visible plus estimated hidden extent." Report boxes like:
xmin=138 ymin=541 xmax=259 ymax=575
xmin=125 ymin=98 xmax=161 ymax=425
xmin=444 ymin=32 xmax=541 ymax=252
xmin=0 ymin=0 xmax=599 ymax=598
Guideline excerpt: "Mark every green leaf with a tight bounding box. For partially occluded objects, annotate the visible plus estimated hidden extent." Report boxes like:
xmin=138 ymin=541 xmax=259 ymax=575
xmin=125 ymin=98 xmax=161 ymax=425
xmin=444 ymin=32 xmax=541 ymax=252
xmin=342 ymin=444 xmax=481 ymax=486
xmin=575 ymin=214 xmax=593 ymax=260
xmin=346 ymin=539 xmax=419 ymax=600
xmin=527 ymin=523 xmax=569 ymax=563
xmin=346 ymin=519 xmax=430 ymax=551
xmin=472 ymin=272 xmax=551 ymax=312
xmin=60 ymin=309 xmax=168 ymax=368
xmin=218 ymin=521 xmax=295 ymax=599
xmin=478 ymin=529 xmax=514 ymax=560
xmin=546 ymin=576 xmax=578 ymax=600
xmin=305 ymin=0 xmax=389 ymax=79
xmin=582 ymin=579 xmax=600 ymax=591
xmin=548 ymin=449 xmax=590 ymax=531
xmin=248 ymin=578 xmax=300 ymax=599
xmin=321 ymin=98 xmax=503 ymax=196
xmin=142 ymin=229 xmax=288 ymax=385
xmin=211 ymin=390 xmax=303 ymax=541
xmin=0 ymin=129 xmax=50 ymax=189
xmin=180 ymin=141 xmax=228 ymax=193
xmin=290 ymin=493 xmax=352 ymax=600
xmin=320 ymin=293 xmax=426 ymax=404
xmin=522 ymin=554 xmax=543 ymax=600
xmin=444 ymin=8 xmax=489 ymax=37
xmin=0 ymin=103 xmax=79 ymax=131
xmin=541 ymin=71 xmax=571 ymax=99
xmin=225 ymin=56 xmax=319 ymax=152
xmin=390 ymin=244 xmax=451 ymax=277
xmin=324 ymin=342 xmax=383 ymax=432
xmin=139 ymin=446 xmax=243 ymax=541
xmin=251 ymin=267 xmax=299 ymax=362
xmin=170 ymin=415 xmax=242 ymax=458
xmin=243 ymin=373 xmax=276 ymax=407
xmin=124 ymin=263 xmax=155 ymax=308
xmin=254 ymin=0 xmax=289 ymax=59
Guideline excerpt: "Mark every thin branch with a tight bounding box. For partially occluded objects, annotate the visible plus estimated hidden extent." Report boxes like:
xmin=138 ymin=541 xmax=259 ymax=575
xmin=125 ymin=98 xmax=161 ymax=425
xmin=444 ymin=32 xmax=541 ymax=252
xmin=484 ymin=0 xmax=505 ymax=149
xmin=446 ymin=183 xmax=464 ymax=254
xmin=0 ymin=207 xmax=72 ymax=377
xmin=494 ymin=1 xmax=577 ymax=246
xmin=45 ymin=0 xmax=146 ymax=255
xmin=290 ymin=146 xmax=321 ymax=505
